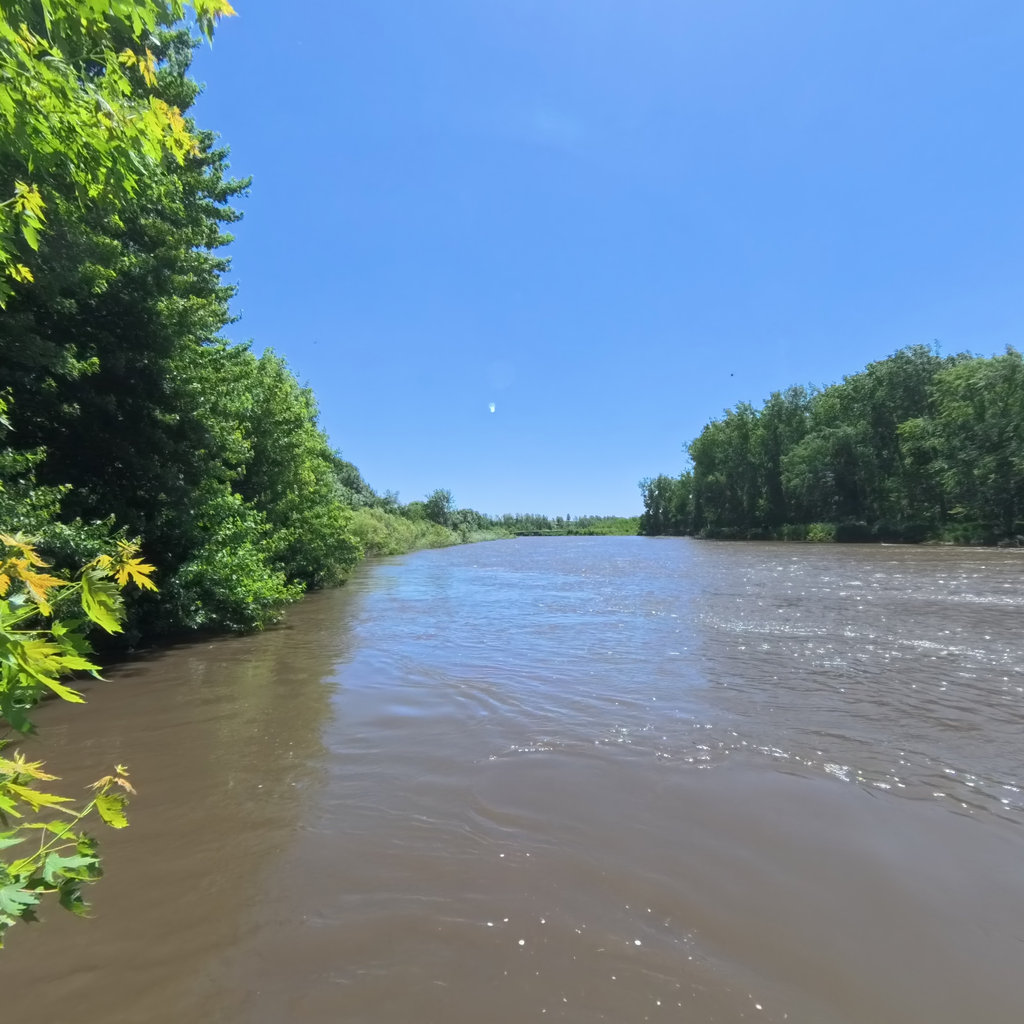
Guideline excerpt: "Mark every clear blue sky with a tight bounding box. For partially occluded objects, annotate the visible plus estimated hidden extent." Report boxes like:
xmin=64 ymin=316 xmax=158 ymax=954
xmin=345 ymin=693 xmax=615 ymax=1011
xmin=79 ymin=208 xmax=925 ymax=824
xmin=190 ymin=0 xmax=1023 ymax=517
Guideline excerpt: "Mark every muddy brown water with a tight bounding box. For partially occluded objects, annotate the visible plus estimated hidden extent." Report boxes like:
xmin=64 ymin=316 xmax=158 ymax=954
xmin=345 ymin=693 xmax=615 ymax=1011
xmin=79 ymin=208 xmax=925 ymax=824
xmin=3 ymin=537 xmax=1024 ymax=1023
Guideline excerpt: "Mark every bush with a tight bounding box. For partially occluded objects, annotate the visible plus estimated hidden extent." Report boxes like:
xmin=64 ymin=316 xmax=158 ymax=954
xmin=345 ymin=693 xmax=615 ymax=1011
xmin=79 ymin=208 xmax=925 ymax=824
xmin=806 ymin=522 xmax=837 ymax=543
xmin=164 ymin=488 xmax=302 ymax=633
xmin=349 ymin=507 xmax=458 ymax=555
xmin=348 ymin=508 xmax=510 ymax=557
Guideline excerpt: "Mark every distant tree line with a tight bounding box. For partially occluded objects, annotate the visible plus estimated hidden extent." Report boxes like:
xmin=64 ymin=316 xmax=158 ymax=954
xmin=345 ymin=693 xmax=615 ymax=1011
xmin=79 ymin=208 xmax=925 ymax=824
xmin=640 ymin=345 xmax=1024 ymax=544
xmin=492 ymin=513 xmax=639 ymax=536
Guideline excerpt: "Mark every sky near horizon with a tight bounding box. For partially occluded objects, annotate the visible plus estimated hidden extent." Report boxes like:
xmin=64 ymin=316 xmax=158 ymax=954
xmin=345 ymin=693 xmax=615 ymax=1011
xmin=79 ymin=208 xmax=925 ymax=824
xmin=190 ymin=0 xmax=1024 ymax=517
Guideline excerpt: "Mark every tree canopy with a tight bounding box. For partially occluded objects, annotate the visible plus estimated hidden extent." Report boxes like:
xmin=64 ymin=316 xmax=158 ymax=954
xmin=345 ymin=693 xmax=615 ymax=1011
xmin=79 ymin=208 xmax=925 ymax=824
xmin=0 ymin=0 xmax=235 ymax=302
xmin=640 ymin=345 xmax=1024 ymax=544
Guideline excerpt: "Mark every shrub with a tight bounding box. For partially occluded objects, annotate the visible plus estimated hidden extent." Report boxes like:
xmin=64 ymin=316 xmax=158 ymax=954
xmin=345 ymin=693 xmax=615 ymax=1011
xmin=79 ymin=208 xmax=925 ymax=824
xmin=806 ymin=522 xmax=836 ymax=543
xmin=164 ymin=488 xmax=302 ymax=633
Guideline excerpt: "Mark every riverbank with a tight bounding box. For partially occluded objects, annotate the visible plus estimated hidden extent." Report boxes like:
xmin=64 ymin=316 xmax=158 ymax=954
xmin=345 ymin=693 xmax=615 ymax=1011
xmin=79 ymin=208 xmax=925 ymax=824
xmin=511 ymin=516 xmax=640 ymax=537
xmin=348 ymin=507 xmax=513 ymax=555
xmin=669 ymin=521 xmax=1024 ymax=546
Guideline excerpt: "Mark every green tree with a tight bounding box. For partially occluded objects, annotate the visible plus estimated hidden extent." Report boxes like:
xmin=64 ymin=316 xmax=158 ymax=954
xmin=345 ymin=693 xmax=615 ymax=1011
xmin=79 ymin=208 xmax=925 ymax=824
xmin=0 ymin=0 xmax=235 ymax=301
xmin=424 ymin=488 xmax=455 ymax=528
xmin=757 ymin=387 xmax=810 ymax=527
xmin=689 ymin=404 xmax=761 ymax=533
xmin=0 ymin=24 xmax=321 ymax=635
xmin=232 ymin=350 xmax=361 ymax=589
xmin=639 ymin=474 xmax=691 ymax=535
xmin=928 ymin=348 xmax=1024 ymax=536
xmin=647 ymin=345 xmax=1024 ymax=543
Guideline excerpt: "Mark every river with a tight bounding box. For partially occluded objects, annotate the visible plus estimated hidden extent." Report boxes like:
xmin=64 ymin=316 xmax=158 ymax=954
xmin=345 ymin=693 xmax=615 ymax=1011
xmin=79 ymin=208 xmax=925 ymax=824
xmin=3 ymin=537 xmax=1024 ymax=1023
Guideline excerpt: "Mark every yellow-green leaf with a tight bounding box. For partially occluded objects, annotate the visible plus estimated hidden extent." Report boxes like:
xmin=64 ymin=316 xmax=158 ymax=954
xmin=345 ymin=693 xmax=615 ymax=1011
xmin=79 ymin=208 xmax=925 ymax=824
xmin=80 ymin=569 xmax=124 ymax=634
xmin=20 ymin=219 xmax=39 ymax=251
xmin=94 ymin=793 xmax=128 ymax=829
xmin=4 ymin=783 xmax=73 ymax=812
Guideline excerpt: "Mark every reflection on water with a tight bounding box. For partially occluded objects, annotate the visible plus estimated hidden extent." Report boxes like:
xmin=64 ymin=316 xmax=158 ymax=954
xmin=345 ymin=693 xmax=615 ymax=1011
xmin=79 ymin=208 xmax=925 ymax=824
xmin=3 ymin=538 xmax=1024 ymax=1023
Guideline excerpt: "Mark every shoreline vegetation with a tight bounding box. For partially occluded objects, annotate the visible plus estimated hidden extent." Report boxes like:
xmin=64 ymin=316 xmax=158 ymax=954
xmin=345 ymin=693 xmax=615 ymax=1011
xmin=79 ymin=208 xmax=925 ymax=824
xmin=0 ymin=2 xmax=647 ymax=942
xmin=665 ymin=525 xmax=1024 ymax=547
xmin=350 ymin=508 xmax=640 ymax=554
xmin=2 ymin=0 xmax=1018 ymax=948
xmin=640 ymin=345 xmax=1024 ymax=548
xmin=0 ymin=3 xmax=636 ymax=648
xmin=503 ymin=516 xmax=640 ymax=537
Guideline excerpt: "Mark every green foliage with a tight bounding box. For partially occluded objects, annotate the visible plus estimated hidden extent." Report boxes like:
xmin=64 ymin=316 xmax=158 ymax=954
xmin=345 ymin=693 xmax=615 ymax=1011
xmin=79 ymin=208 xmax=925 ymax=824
xmin=231 ymin=351 xmax=361 ymax=589
xmin=0 ymin=0 xmax=235 ymax=302
xmin=349 ymin=506 xmax=511 ymax=556
xmin=164 ymin=485 xmax=302 ymax=633
xmin=639 ymin=475 xmax=691 ymax=535
xmin=805 ymin=523 xmax=836 ymax=543
xmin=564 ymin=516 xmax=640 ymax=535
xmin=0 ymin=24 xmax=332 ymax=638
xmin=346 ymin=491 xmax=638 ymax=553
xmin=0 ymin=397 xmax=119 ymax=577
xmin=0 ymin=18 xmax=256 ymax=635
xmin=927 ymin=348 xmax=1024 ymax=535
xmin=778 ymin=523 xmax=808 ymax=541
xmin=423 ymin=488 xmax=455 ymax=528
xmin=641 ymin=345 xmax=1024 ymax=544
xmin=0 ymin=533 xmax=155 ymax=946
xmin=490 ymin=512 xmax=636 ymax=536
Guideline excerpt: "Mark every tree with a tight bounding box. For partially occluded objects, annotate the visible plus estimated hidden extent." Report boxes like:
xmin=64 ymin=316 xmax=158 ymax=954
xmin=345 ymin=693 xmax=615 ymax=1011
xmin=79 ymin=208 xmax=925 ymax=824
xmin=757 ymin=387 xmax=810 ymax=527
xmin=0 ymin=0 xmax=235 ymax=301
xmin=232 ymin=350 xmax=361 ymax=589
xmin=928 ymin=348 xmax=1024 ymax=536
xmin=689 ymin=405 xmax=761 ymax=533
xmin=0 ymin=25 xmax=322 ymax=636
xmin=424 ymin=489 xmax=455 ymax=528
xmin=645 ymin=345 xmax=1024 ymax=542
xmin=639 ymin=474 xmax=691 ymax=535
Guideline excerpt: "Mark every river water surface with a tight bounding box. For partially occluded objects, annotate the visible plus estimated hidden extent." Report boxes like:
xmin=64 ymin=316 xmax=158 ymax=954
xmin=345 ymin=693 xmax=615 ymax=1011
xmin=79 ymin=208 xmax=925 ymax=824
xmin=4 ymin=537 xmax=1024 ymax=1023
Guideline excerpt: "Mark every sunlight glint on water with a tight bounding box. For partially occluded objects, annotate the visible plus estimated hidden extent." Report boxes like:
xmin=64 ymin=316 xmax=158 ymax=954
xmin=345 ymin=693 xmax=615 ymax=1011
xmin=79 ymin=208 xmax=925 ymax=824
xmin=3 ymin=536 xmax=1024 ymax=1024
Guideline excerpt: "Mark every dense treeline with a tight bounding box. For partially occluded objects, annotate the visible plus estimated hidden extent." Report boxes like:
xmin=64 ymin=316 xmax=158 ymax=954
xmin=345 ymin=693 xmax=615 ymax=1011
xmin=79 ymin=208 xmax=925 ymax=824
xmin=494 ymin=513 xmax=639 ymax=535
xmin=0 ymin=4 xmax=630 ymax=649
xmin=0 ymin=8 xmax=512 ymax=642
xmin=2 ymin=20 xmax=343 ymax=635
xmin=0 ymin=0 xmax=639 ymax=945
xmin=1 ymin=0 xmax=243 ymax=948
xmin=640 ymin=345 xmax=1024 ymax=545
